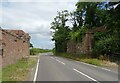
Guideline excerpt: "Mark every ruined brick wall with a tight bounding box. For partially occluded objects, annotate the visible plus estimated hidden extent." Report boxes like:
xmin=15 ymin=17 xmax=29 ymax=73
xmin=0 ymin=29 xmax=30 ymax=67
xmin=0 ymin=29 xmax=2 ymax=68
xmin=67 ymin=41 xmax=76 ymax=54
xmin=80 ymin=30 xmax=94 ymax=53
xmin=67 ymin=26 xmax=105 ymax=55
xmin=67 ymin=30 xmax=94 ymax=55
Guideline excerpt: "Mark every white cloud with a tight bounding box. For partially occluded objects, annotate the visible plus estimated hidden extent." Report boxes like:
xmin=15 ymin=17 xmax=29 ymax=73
xmin=1 ymin=0 xmax=78 ymax=2
xmin=0 ymin=0 xmax=77 ymax=49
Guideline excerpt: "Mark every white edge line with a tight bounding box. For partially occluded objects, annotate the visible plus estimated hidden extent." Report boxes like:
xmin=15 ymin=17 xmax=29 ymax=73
xmin=33 ymin=57 xmax=39 ymax=82
xmin=73 ymin=68 xmax=99 ymax=82
xmin=101 ymin=68 xmax=111 ymax=71
xmin=56 ymin=59 xmax=66 ymax=65
xmin=80 ymin=61 xmax=97 ymax=67
xmin=76 ymin=61 xmax=111 ymax=71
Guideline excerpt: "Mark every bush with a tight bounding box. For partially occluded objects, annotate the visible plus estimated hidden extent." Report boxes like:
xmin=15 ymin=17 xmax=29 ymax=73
xmin=92 ymin=33 xmax=119 ymax=59
xmin=30 ymin=48 xmax=52 ymax=55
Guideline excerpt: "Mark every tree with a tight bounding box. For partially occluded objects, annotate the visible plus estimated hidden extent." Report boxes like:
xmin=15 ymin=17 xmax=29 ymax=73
xmin=50 ymin=2 xmax=120 ymax=61
xmin=76 ymin=2 xmax=104 ymax=28
xmin=30 ymin=43 xmax=33 ymax=48
xmin=69 ymin=11 xmax=83 ymax=31
xmin=51 ymin=10 xmax=70 ymax=53
xmin=92 ymin=2 xmax=120 ymax=58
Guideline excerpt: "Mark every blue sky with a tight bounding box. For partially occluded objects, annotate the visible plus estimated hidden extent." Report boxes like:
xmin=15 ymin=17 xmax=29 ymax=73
xmin=0 ymin=0 xmax=77 ymax=49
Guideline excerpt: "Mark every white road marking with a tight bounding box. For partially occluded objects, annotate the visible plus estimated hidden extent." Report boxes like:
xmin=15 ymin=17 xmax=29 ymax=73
xmin=79 ymin=61 xmax=97 ymax=67
xmin=51 ymin=57 xmax=65 ymax=65
xmin=76 ymin=61 xmax=111 ymax=71
xmin=56 ymin=57 xmax=61 ymax=59
xmin=56 ymin=59 xmax=66 ymax=65
xmin=33 ymin=57 xmax=39 ymax=83
xmin=50 ymin=57 xmax=54 ymax=59
xmin=73 ymin=68 xmax=100 ymax=83
xmin=101 ymin=68 xmax=111 ymax=71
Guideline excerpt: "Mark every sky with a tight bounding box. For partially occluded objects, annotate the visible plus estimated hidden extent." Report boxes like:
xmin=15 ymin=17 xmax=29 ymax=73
xmin=0 ymin=0 xmax=78 ymax=49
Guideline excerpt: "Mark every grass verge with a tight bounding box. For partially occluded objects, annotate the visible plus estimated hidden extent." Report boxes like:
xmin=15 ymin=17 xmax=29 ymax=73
xmin=54 ymin=53 xmax=117 ymax=67
xmin=30 ymin=48 xmax=52 ymax=55
xmin=2 ymin=57 xmax=37 ymax=81
xmin=80 ymin=59 xmax=101 ymax=66
xmin=0 ymin=68 xmax=2 ymax=82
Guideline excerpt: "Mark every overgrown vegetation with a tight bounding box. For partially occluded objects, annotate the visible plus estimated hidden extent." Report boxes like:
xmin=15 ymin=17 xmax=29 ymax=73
xmin=0 ymin=69 xmax=2 ymax=82
xmin=30 ymin=48 xmax=52 ymax=55
xmin=51 ymin=2 xmax=120 ymax=61
xmin=2 ymin=57 xmax=37 ymax=81
xmin=69 ymin=26 xmax=87 ymax=43
xmin=54 ymin=53 xmax=118 ymax=67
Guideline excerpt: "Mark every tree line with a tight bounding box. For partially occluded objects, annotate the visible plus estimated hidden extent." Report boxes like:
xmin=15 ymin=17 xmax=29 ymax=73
xmin=51 ymin=2 xmax=120 ymax=60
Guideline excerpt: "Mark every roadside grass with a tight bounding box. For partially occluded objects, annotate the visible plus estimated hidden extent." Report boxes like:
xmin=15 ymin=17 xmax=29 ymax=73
xmin=54 ymin=53 xmax=117 ymax=67
xmin=0 ymin=68 xmax=2 ymax=82
xmin=80 ymin=59 xmax=101 ymax=66
xmin=30 ymin=48 xmax=52 ymax=55
xmin=2 ymin=57 xmax=37 ymax=82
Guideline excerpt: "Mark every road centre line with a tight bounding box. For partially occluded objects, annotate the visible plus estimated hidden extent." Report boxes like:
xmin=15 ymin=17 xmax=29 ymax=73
xmin=50 ymin=57 xmax=55 ymax=59
xmin=50 ymin=57 xmax=65 ymax=65
xmin=55 ymin=59 xmax=66 ymax=65
xmin=56 ymin=59 xmax=66 ymax=65
xmin=73 ymin=68 xmax=100 ymax=83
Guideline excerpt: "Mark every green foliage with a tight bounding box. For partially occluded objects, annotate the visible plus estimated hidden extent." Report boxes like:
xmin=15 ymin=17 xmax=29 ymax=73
xmin=93 ymin=33 xmax=119 ymax=58
xmin=69 ymin=26 xmax=87 ymax=43
xmin=80 ymin=59 xmax=101 ymax=66
xmin=92 ymin=2 xmax=120 ymax=59
xmin=54 ymin=53 xmax=102 ymax=66
xmin=30 ymin=43 xmax=33 ymax=48
xmin=51 ymin=2 xmax=120 ymax=61
xmin=69 ymin=11 xmax=83 ymax=30
xmin=51 ymin=10 xmax=70 ymax=53
xmin=30 ymin=48 xmax=52 ymax=55
xmin=76 ymin=2 xmax=102 ymax=28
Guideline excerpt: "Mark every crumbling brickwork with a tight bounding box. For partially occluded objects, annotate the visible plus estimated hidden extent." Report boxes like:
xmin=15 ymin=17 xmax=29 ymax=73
xmin=67 ymin=30 xmax=93 ymax=55
xmin=0 ymin=29 xmax=2 ymax=68
xmin=67 ymin=26 xmax=106 ymax=55
xmin=0 ymin=29 xmax=30 ymax=67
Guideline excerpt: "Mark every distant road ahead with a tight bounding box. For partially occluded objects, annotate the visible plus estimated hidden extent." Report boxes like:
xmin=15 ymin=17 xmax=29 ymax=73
xmin=35 ymin=53 xmax=118 ymax=82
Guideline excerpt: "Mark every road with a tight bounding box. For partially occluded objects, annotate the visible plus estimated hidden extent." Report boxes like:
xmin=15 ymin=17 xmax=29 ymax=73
xmin=35 ymin=53 xmax=118 ymax=82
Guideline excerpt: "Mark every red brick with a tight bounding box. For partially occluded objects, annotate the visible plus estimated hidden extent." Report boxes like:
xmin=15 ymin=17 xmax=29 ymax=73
xmin=0 ymin=29 xmax=30 ymax=68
